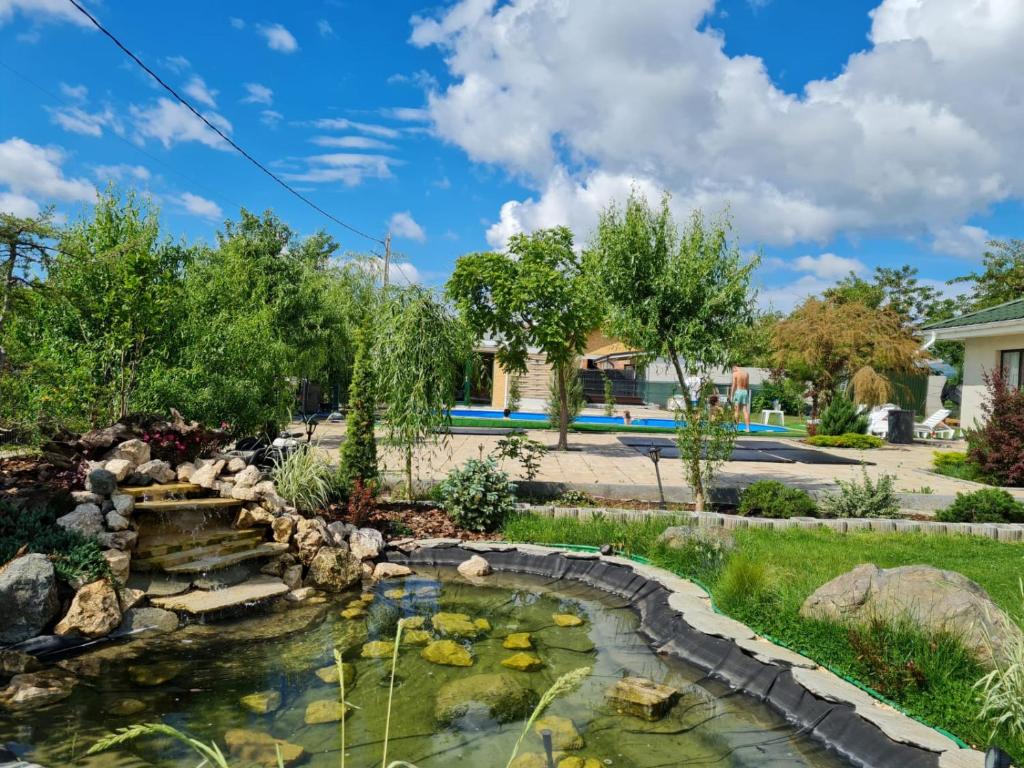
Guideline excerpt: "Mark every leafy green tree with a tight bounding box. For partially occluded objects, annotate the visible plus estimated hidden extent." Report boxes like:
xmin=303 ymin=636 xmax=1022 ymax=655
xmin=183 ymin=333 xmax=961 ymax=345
xmin=373 ymin=286 xmax=472 ymax=498
xmin=587 ymin=191 xmax=757 ymax=510
xmin=447 ymin=227 xmax=601 ymax=450
xmin=337 ymin=330 xmax=378 ymax=493
xmin=546 ymin=360 xmax=584 ymax=428
xmin=0 ymin=210 xmax=57 ymax=375
xmin=952 ymin=239 xmax=1024 ymax=310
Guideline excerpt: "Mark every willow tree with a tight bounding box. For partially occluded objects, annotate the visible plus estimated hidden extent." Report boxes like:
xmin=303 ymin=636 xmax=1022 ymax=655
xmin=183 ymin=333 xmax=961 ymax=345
xmin=588 ymin=191 xmax=757 ymax=510
xmin=447 ymin=227 xmax=601 ymax=451
xmin=373 ymin=286 xmax=471 ymax=498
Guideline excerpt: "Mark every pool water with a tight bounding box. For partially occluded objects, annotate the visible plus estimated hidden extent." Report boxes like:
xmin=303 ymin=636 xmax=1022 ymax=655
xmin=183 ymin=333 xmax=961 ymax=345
xmin=450 ymin=409 xmax=789 ymax=433
xmin=1 ymin=571 xmax=847 ymax=768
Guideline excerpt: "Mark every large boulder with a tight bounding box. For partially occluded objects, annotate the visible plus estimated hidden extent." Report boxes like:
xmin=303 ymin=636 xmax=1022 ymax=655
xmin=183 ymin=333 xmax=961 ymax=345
xmin=305 ymin=547 xmax=362 ymax=592
xmin=104 ymin=459 xmax=134 ymax=482
xmin=56 ymin=504 xmax=104 ymax=539
xmin=79 ymin=423 xmax=133 ymax=452
xmin=116 ymin=607 xmax=180 ymax=636
xmin=235 ymin=506 xmax=275 ymax=529
xmin=801 ymin=564 xmax=1023 ymax=665
xmin=191 ymin=459 xmax=225 ymax=489
xmin=233 ymin=465 xmax=262 ymax=489
xmin=0 ymin=554 xmax=60 ymax=644
xmin=136 ymin=459 xmax=175 ymax=484
xmin=55 ymin=579 xmax=122 ymax=638
xmin=85 ymin=467 xmax=117 ymax=495
xmin=435 ymin=673 xmax=538 ymax=725
xmin=294 ymin=517 xmax=328 ymax=564
xmin=349 ymin=528 xmax=384 ymax=561
xmin=103 ymin=438 xmax=151 ymax=467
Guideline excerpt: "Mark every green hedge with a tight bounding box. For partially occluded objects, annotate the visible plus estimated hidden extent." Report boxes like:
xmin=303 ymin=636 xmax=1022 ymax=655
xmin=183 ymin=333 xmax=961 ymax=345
xmin=806 ymin=433 xmax=884 ymax=449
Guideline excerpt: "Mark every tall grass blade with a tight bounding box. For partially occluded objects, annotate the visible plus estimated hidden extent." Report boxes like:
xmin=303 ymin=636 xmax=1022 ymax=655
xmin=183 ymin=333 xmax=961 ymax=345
xmin=381 ymin=618 xmax=407 ymax=768
xmin=505 ymin=667 xmax=591 ymax=768
xmin=334 ymin=647 xmax=347 ymax=768
xmin=87 ymin=723 xmax=230 ymax=768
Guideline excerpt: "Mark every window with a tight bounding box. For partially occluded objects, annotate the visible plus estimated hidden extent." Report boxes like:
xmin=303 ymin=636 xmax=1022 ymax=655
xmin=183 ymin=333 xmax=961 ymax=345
xmin=1002 ymin=349 xmax=1023 ymax=389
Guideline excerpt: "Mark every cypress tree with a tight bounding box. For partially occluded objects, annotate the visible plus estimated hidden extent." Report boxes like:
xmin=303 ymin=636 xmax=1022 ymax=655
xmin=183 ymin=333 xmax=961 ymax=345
xmin=338 ymin=332 xmax=378 ymax=492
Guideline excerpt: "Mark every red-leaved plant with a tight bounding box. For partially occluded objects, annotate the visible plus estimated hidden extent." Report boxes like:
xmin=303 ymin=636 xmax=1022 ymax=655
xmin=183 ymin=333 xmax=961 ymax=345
xmin=346 ymin=479 xmax=377 ymax=527
xmin=966 ymin=369 xmax=1024 ymax=487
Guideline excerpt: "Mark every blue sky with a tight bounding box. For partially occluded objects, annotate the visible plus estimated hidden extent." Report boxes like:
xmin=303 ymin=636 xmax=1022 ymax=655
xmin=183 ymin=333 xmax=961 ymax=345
xmin=1 ymin=0 xmax=1021 ymax=309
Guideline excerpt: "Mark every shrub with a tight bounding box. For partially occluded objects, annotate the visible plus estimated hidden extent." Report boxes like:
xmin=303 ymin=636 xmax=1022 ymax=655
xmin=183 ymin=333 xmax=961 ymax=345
xmin=806 ymin=433 xmax=885 ymax=449
xmin=0 ymin=501 xmax=108 ymax=584
xmin=966 ymin=369 xmax=1024 ymax=487
xmin=271 ymin=443 xmax=335 ymax=514
xmin=820 ymin=469 xmax=900 ymax=518
xmin=490 ymin=433 xmax=548 ymax=481
xmin=507 ymin=377 xmax=522 ymax=413
xmin=936 ymin=489 xmax=1024 ymax=524
xmin=337 ymin=333 xmax=378 ymax=494
xmin=751 ymin=377 xmax=807 ymax=416
xmin=976 ymin=581 xmax=1024 ymax=741
xmin=932 ymin=450 xmax=981 ymax=481
xmin=346 ymin=479 xmax=377 ymax=527
xmin=715 ymin=554 xmax=770 ymax=613
xmin=738 ymin=480 xmax=818 ymax=518
xmin=602 ymin=373 xmax=615 ymax=417
xmin=656 ymin=525 xmax=731 ymax=583
xmin=819 ymin=395 xmax=868 ymax=436
xmin=552 ymin=489 xmax=597 ymax=507
xmin=439 ymin=458 xmax=517 ymax=532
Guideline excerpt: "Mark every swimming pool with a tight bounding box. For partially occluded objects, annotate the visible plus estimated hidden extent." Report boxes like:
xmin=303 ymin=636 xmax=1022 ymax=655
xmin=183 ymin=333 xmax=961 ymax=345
xmin=449 ymin=409 xmax=790 ymax=433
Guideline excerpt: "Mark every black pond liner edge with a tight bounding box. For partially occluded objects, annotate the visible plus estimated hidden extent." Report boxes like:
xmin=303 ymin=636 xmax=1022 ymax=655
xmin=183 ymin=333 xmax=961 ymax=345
xmin=386 ymin=544 xmax=947 ymax=768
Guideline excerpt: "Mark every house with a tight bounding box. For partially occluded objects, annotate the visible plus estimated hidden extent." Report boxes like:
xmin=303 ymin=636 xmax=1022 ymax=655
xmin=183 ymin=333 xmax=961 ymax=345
xmin=923 ymin=298 xmax=1024 ymax=428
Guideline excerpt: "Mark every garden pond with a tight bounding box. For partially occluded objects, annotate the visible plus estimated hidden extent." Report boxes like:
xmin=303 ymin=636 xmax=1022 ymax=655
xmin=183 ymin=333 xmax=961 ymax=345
xmin=1 ymin=570 xmax=849 ymax=767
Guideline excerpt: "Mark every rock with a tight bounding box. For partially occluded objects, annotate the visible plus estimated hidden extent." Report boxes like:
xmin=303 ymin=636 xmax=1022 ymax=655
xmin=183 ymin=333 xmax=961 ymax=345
xmin=176 ymin=461 xmax=196 ymax=481
xmin=128 ymin=660 xmax=183 ymax=686
xmin=241 ymin=691 xmax=281 ymax=714
xmin=191 ymin=459 xmax=225 ymax=489
xmin=0 ymin=554 xmax=60 ymax=644
xmin=193 ymin=564 xmax=251 ymax=590
xmin=111 ymin=493 xmax=135 ymax=516
xmin=658 ymin=525 xmax=735 ymax=551
xmin=260 ymin=492 xmax=289 ymax=514
xmin=216 ymin=481 xmax=236 ymax=498
xmin=226 ymin=457 xmax=247 ymax=473
xmin=55 ymin=579 xmax=122 ymax=638
xmin=402 ymin=614 xmax=423 ymax=628
xmin=128 ymin=572 xmax=191 ymax=597
xmin=105 ymin=510 xmax=131 ymax=531
xmin=103 ymin=549 xmax=131 ymax=583
xmin=123 ymin=472 xmax=153 ymax=487
xmin=110 ymin=698 xmax=147 ymax=716
xmin=384 ymin=588 xmax=406 ymax=600
xmin=118 ymin=587 xmax=146 ymax=611
xmin=282 ymin=564 xmax=303 ymax=591
xmin=231 ymin=485 xmax=260 ymax=501
xmin=501 ymin=652 xmax=544 ymax=672
xmin=474 ymin=618 xmax=491 ymax=632
xmin=305 ymin=547 xmax=362 ymax=592
xmin=260 ymin=552 xmax=297 ymax=577
xmin=534 ymin=715 xmax=583 ymax=750
xmin=305 ymin=699 xmax=351 ymax=725
xmin=326 ymin=521 xmax=355 ymax=546
xmin=504 ymin=632 xmax=533 ymax=650
xmin=234 ymin=465 xmax=262 ymax=488
xmin=72 ymin=491 xmax=103 ymax=505
xmin=98 ymin=530 xmax=138 ymax=551
xmin=56 ymin=504 xmax=104 ymax=539
xmin=79 ymin=423 xmax=133 ymax=452
xmin=294 ymin=518 xmax=328 ymax=564
xmin=104 ymin=459 xmax=134 ymax=482
xmin=432 ymin=612 xmax=480 ymax=638
xmin=552 ymin=613 xmax=584 ymax=627
xmin=117 ymin=607 xmax=179 ymax=635
xmin=422 ymin=639 xmax=473 ymax=667
xmin=272 ymin=516 xmax=295 ymax=544
xmin=105 ymin=439 xmax=151 ymax=467
xmin=0 ymin=671 xmax=75 ymax=711
xmin=361 ymin=640 xmax=395 ymax=658
xmin=801 ymin=564 xmax=1023 ymax=665
xmin=315 ymin=663 xmax=356 ymax=686
xmin=0 ymin=649 xmax=40 ymax=676
xmin=402 ymin=629 xmax=433 ymax=646
xmin=458 ymin=555 xmax=492 ymax=578
xmin=435 ymin=673 xmax=539 ymax=725
xmin=373 ymin=562 xmax=412 ymax=580
xmin=235 ymin=506 xmax=275 ymax=528
xmin=340 ymin=606 xmax=365 ymax=619
xmin=136 ymin=459 xmax=175 ymax=483
xmin=349 ymin=528 xmax=384 ymax=560
xmin=606 ymin=677 xmax=679 ymax=721
xmin=557 ymin=758 xmax=602 ymax=768
xmin=285 ymin=587 xmax=316 ymax=602
xmin=86 ymin=467 xmax=117 ymax=495
xmin=224 ymin=729 xmax=305 ymax=767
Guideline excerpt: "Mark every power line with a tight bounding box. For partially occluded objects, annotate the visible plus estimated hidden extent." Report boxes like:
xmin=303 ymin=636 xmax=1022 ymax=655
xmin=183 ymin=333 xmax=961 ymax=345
xmin=65 ymin=0 xmax=385 ymax=246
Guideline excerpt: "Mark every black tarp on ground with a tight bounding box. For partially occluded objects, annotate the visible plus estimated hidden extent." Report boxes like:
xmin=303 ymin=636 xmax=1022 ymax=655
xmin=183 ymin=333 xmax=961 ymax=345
xmin=616 ymin=437 xmax=872 ymax=465
xmin=387 ymin=545 xmax=942 ymax=768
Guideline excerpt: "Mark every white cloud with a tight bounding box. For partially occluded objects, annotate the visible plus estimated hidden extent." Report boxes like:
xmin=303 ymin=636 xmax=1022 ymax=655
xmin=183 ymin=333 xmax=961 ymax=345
xmin=389 ymin=211 xmax=427 ymax=242
xmin=930 ymin=224 xmax=990 ymax=259
xmin=50 ymin=104 xmax=122 ymax=138
xmin=309 ymin=135 xmax=396 ymax=150
xmin=93 ymin=163 xmax=150 ymax=182
xmin=0 ymin=138 xmax=96 ymax=210
xmin=281 ymin=153 xmax=397 ymax=186
xmin=178 ymin=192 xmax=222 ymax=220
xmin=382 ymin=107 xmax=430 ymax=122
xmin=387 ymin=70 xmax=439 ymax=90
xmin=260 ymin=110 xmax=283 ymax=128
xmin=242 ymin=82 xmax=273 ymax=105
xmin=311 ymin=118 xmax=400 ymax=139
xmin=229 ymin=17 xmax=245 ymax=30
xmin=791 ymin=253 xmax=865 ymax=280
xmin=59 ymin=82 xmax=87 ymax=101
xmin=184 ymin=76 xmax=217 ymax=108
xmin=414 ymin=0 xmax=1024 ymax=250
xmin=0 ymin=191 xmax=40 ymax=217
xmin=258 ymin=22 xmax=298 ymax=53
xmin=164 ymin=55 xmax=191 ymax=73
xmin=131 ymin=98 xmax=232 ymax=150
xmin=0 ymin=0 xmax=91 ymax=28
xmin=318 ymin=19 xmax=334 ymax=37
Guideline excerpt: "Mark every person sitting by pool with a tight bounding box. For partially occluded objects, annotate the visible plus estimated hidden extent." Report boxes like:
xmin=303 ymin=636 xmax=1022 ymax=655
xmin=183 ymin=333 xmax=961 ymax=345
xmin=623 ymin=410 xmax=632 ymax=425
xmin=730 ymin=365 xmax=751 ymax=432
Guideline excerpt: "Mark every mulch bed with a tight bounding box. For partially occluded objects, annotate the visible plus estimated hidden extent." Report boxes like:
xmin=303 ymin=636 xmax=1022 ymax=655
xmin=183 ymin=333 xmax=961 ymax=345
xmin=0 ymin=455 xmax=80 ymax=509
xmin=322 ymin=501 xmax=498 ymax=542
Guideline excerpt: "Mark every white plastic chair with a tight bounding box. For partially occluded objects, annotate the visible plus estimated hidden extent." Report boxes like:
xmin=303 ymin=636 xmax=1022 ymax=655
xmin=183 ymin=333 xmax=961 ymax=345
xmin=867 ymin=404 xmax=897 ymax=438
xmin=914 ymin=409 xmax=955 ymax=439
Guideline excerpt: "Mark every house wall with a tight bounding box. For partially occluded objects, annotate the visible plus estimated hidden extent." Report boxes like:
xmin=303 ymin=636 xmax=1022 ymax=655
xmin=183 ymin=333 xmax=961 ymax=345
xmin=961 ymin=332 xmax=1024 ymax=428
xmin=490 ymin=354 xmax=551 ymax=410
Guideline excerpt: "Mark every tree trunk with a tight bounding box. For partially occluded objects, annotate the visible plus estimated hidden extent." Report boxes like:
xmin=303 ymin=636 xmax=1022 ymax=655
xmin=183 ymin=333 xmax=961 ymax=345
xmin=0 ymin=243 xmax=15 ymax=378
xmin=693 ymin=475 xmax=706 ymax=512
xmin=556 ymin=362 xmax=569 ymax=451
xmin=666 ymin=342 xmax=691 ymax=412
xmin=404 ymin=447 xmax=414 ymax=501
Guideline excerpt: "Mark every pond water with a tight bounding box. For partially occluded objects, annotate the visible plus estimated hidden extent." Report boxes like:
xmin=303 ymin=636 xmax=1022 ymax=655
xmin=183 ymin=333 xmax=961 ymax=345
xmin=1 ymin=571 xmax=849 ymax=768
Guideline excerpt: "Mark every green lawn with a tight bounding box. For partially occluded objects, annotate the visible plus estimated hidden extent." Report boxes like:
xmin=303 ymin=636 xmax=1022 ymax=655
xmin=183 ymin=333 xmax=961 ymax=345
xmin=450 ymin=414 xmax=807 ymax=436
xmin=501 ymin=513 xmax=1024 ymax=758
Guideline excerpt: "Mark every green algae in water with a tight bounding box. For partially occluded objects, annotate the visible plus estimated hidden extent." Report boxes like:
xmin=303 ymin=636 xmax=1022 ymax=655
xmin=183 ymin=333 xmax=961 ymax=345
xmin=0 ymin=571 xmax=851 ymax=768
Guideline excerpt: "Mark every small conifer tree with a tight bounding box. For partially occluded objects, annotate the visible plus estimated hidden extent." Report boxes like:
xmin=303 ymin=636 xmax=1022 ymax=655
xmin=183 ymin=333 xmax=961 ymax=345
xmin=338 ymin=331 xmax=378 ymax=493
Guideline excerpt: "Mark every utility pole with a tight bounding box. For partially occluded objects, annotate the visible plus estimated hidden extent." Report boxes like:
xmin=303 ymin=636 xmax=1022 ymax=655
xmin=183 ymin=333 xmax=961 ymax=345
xmin=383 ymin=232 xmax=392 ymax=287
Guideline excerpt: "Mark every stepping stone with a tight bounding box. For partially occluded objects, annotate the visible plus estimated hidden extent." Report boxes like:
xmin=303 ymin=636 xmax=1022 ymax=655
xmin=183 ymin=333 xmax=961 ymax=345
xmin=605 ymin=677 xmax=679 ymax=721
xmin=240 ymin=691 xmax=281 ymax=714
xmin=534 ymin=715 xmax=584 ymax=750
xmin=304 ymin=699 xmax=350 ymax=724
xmin=552 ymin=614 xmax=584 ymax=627
xmin=503 ymin=632 xmax=533 ymax=650
xmin=127 ymin=573 xmax=192 ymax=597
xmin=224 ymin=729 xmax=304 ymax=767
xmin=501 ymin=652 xmax=544 ymax=672
xmin=432 ymin=612 xmax=480 ymax=638
xmin=401 ymin=629 xmax=433 ymax=646
xmin=421 ymin=640 xmax=473 ymax=667
xmin=151 ymin=577 xmax=288 ymax=615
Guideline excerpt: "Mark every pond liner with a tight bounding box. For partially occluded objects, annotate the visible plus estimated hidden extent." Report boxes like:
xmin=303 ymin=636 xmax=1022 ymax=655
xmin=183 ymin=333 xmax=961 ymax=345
xmin=386 ymin=544 xmax=941 ymax=768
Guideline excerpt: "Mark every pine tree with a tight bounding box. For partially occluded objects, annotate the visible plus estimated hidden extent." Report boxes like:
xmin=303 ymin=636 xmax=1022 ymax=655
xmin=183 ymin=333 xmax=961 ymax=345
xmin=338 ymin=332 xmax=378 ymax=493
xmin=819 ymin=393 xmax=868 ymax=436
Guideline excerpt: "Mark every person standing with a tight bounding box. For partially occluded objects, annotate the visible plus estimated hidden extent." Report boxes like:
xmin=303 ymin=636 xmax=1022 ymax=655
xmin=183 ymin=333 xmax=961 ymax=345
xmin=730 ymin=365 xmax=751 ymax=432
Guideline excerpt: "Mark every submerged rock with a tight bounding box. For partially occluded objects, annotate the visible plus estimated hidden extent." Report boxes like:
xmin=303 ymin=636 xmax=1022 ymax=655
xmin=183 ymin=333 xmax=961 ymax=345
xmin=556 ymin=758 xmax=603 ymax=768
xmin=384 ymin=588 xmax=407 ymax=600
xmin=340 ymin=606 xmax=366 ymax=620
xmin=552 ymin=613 xmax=584 ymax=628
xmin=240 ymin=691 xmax=281 ymax=715
xmin=473 ymin=618 xmax=491 ymax=632
xmin=534 ymin=715 xmax=584 ymax=750
xmin=116 ymin=607 xmax=179 ymax=636
xmin=432 ymin=612 xmax=480 ymax=638
xmin=421 ymin=640 xmax=473 ymax=667
xmin=55 ymin=579 xmax=122 ymax=638
xmin=128 ymin=660 xmax=184 ymax=686
xmin=315 ymin=663 xmax=355 ymax=686
xmin=0 ymin=649 xmax=40 ymax=676
xmin=304 ymin=699 xmax=351 ymax=724
xmin=0 ymin=554 xmax=60 ymax=644
xmin=503 ymin=632 xmax=533 ymax=650
xmin=361 ymin=640 xmax=395 ymax=658
xmin=224 ymin=729 xmax=304 ymax=767
xmin=373 ymin=562 xmax=412 ymax=579
xmin=402 ymin=629 xmax=433 ymax=646
xmin=435 ymin=673 xmax=538 ymax=725
xmin=501 ymin=652 xmax=544 ymax=672
xmin=0 ymin=671 xmax=75 ymax=711
xmin=606 ymin=677 xmax=679 ymax=721
xmin=110 ymin=698 xmax=147 ymax=716
xmin=402 ymin=615 xmax=424 ymax=629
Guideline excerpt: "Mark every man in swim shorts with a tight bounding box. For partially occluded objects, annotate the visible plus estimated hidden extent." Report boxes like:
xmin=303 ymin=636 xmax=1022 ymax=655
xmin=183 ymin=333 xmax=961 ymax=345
xmin=730 ymin=365 xmax=751 ymax=432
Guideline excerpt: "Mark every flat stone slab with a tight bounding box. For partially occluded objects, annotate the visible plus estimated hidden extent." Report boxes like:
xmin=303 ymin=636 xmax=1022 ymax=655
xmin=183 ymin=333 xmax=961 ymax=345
xmin=161 ymin=543 xmax=289 ymax=574
xmin=134 ymin=497 xmax=244 ymax=513
xmin=119 ymin=482 xmax=202 ymax=498
xmin=151 ymin=577 xmax=288 ymax=615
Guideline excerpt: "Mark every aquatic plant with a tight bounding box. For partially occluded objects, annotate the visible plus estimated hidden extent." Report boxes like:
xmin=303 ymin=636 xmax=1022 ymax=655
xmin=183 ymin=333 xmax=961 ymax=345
xmin=87 ymin=722 xmax=235 ymax=767
xmin=505 ymin=666 xmax=592 ymax=768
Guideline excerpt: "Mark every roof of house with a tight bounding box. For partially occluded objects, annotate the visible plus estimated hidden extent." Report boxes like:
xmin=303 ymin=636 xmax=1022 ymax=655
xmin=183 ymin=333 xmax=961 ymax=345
xmin=923 ymin=297 xmax=1024 ymax=331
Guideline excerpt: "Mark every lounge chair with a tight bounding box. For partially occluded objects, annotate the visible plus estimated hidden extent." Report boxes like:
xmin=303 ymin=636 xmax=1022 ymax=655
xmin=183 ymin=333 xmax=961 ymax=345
xmin=867 ymin=404 xmax=897 ymax=438
xmin=914 ymin=409 xmax=956 ymax=439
